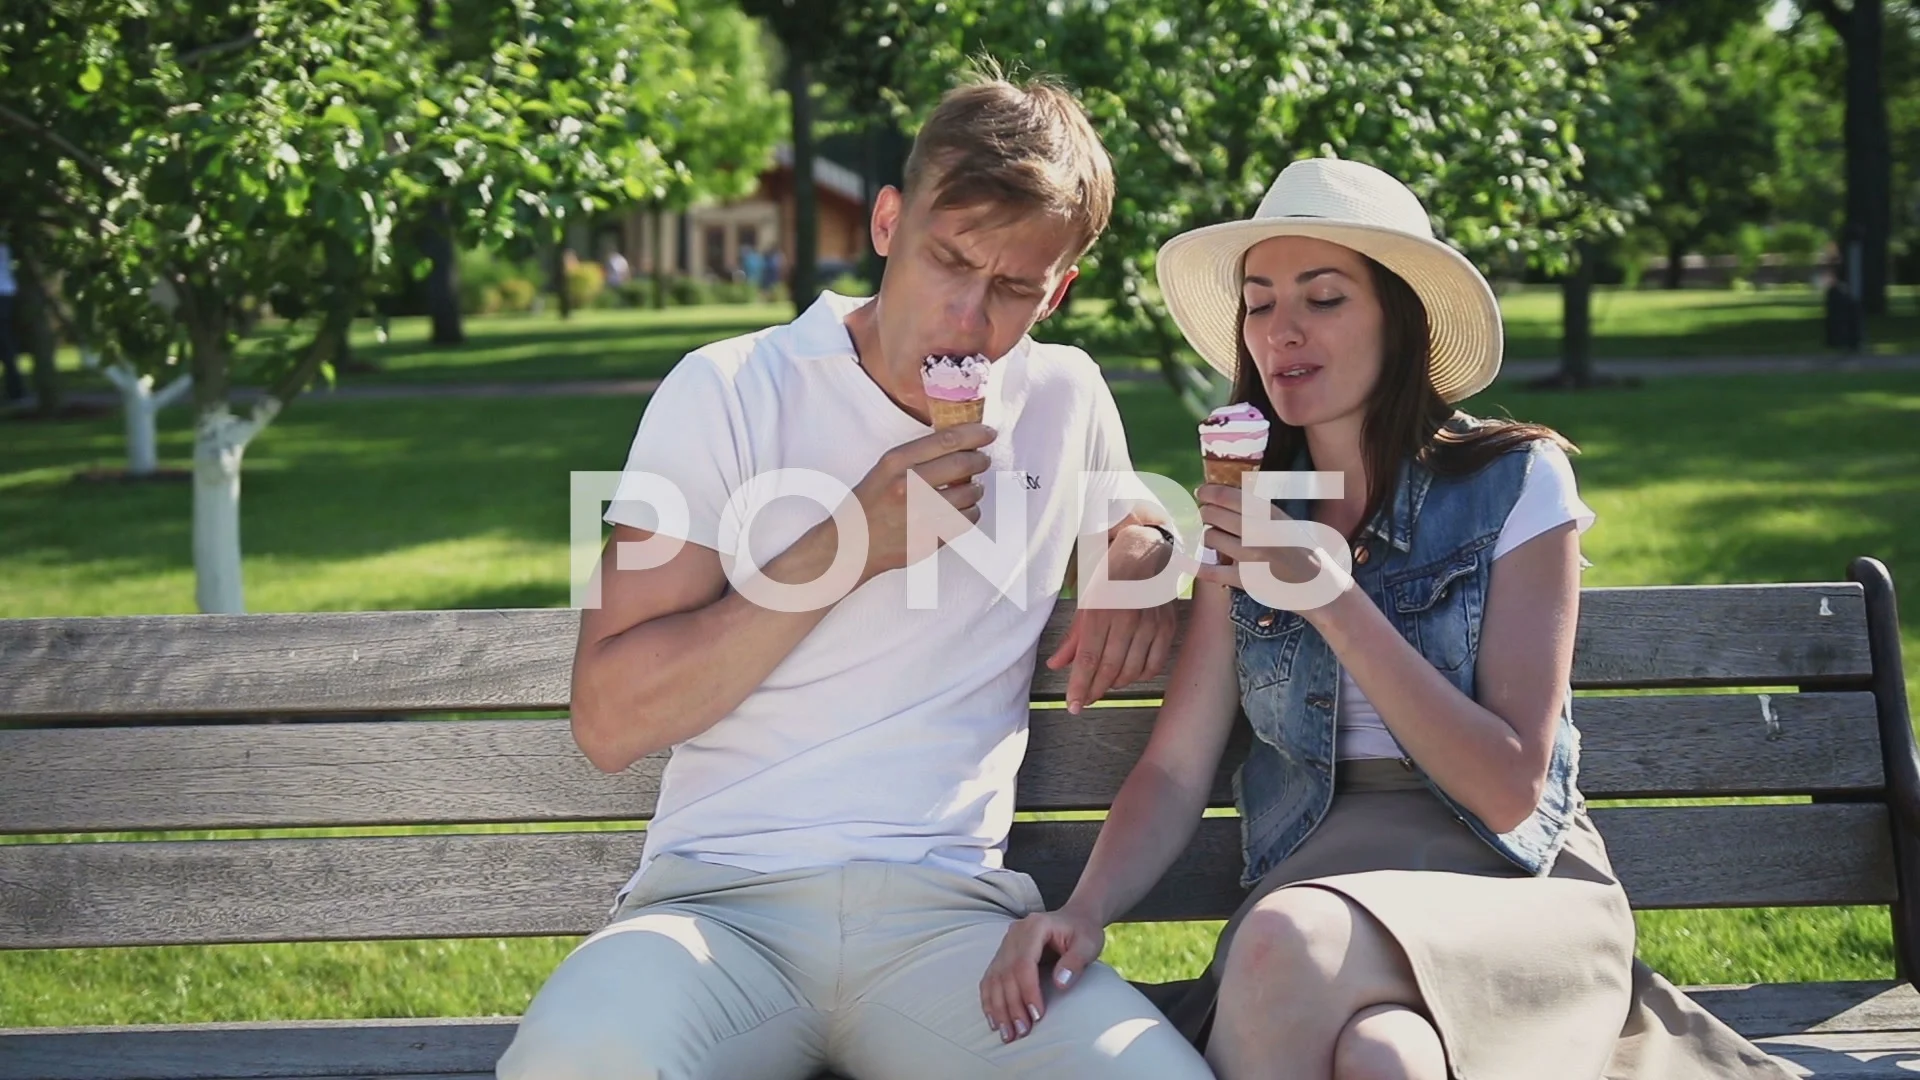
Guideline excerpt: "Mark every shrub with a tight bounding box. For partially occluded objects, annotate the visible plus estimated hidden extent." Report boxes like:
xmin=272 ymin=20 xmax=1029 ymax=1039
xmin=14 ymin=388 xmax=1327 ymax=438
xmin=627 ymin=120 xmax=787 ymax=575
xmin=668 ymin=276 xmax=714 ymax=306
xmin=566 ymin=261 xmax=606 ymax=309
xmin=457 ymin=247 xmax=542 ymax=315
xmin=826 ymin=272 xmax=873 ymax=298
xmin=496 ymin=277 xmax=538 ymax=312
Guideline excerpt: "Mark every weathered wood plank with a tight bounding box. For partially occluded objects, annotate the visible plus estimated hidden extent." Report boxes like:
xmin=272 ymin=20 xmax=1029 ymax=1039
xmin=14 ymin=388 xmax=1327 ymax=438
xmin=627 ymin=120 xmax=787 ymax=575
xmin=0 ymin=693 xmax=1882 ymax=833
xmin=1597 ymin=804 xmax=1894 ymax=909
xmin=0 ymin=804 xmax=1892 ymax=949
xmin=0 ymin=609 xmax=582 ymax=721
xmin=4 ymin=983 xmax=1902 ymax=1080
xmin=0 ymin=584 xmax=1871 ymax=720
xmin=1568 ymin=583 xmax=1870 ymax=690
xmin=1754 ymin=1033 xmax=1920 ymax=1078
xmin=1690 ymin=982 xmax=1920 ymax=1039
xmin=1569 ymin=692 xmax=1884 ymax=800
xmin=0 ymin=1016 xmax=515 ymax=1080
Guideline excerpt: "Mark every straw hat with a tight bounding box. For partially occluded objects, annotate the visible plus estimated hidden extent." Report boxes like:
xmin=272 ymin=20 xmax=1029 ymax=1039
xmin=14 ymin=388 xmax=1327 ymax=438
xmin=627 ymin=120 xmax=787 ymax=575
xmin=1156 ymin=158 xmax=1502 ymax=403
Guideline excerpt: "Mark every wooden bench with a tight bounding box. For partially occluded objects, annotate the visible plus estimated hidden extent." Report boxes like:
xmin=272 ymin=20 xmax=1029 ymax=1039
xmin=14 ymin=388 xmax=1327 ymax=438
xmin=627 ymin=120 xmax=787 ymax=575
xmin=1 ymin=556 xmax=1916 ymax=1078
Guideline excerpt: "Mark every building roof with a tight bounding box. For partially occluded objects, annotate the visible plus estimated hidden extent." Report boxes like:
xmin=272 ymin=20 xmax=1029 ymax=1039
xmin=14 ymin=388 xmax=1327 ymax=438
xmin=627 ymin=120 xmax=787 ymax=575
xmin=772 ymin=145 xmax=866 ymax=204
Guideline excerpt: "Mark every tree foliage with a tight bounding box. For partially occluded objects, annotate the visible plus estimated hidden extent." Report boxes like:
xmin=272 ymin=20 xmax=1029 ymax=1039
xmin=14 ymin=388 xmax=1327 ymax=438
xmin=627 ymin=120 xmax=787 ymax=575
xmin=856 ymin=0 xmax=1636 ymax=409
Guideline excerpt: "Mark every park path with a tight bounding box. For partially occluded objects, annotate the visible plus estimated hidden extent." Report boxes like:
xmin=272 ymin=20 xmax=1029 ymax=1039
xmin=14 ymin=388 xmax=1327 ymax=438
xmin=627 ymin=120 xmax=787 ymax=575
xmin=21 ymin=352 xmax=1920 ymax=410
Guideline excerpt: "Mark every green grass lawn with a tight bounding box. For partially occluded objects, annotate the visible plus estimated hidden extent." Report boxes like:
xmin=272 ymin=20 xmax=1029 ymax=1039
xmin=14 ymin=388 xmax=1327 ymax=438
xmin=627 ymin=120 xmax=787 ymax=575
xmin=47 ymin=285 xmax=1915 ymax=393
xmin=1495 ymin=284 xmax=1920 ymax=359
xmin=3 ymin=352 xmax=1918 ymax=1025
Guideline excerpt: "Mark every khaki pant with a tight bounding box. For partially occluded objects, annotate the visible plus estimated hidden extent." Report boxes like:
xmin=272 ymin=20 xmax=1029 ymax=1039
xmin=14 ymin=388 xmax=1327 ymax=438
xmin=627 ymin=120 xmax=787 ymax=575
xmin=496 ymin=854 xmax=1212 ymax=1080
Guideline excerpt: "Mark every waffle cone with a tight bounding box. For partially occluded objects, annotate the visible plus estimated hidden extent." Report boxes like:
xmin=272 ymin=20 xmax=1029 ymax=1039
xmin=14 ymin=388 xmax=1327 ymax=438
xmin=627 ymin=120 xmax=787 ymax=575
xmin=1203 ymin=455 xmax=1261 ymax=487
xmin=928 ymin=396 xmax=986 ymax=430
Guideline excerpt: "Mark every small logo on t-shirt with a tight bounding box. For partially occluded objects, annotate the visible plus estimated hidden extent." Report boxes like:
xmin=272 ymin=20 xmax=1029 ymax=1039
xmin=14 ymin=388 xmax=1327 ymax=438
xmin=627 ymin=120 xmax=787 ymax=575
xmin=1020 ymin=472 xmax=1042 ymax=491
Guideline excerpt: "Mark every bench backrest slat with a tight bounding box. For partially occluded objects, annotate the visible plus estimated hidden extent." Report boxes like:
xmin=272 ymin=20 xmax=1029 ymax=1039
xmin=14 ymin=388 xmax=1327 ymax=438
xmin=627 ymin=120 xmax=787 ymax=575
xmin=0 ymin=585 xmax=1874 ymax=721
xmin=0 ymin=579 xmax=1896 ymax=954
xmin=0 ymin=692 xmax=1884 ymax=834
xmin=0 ymin=804 xmax=1891 ymax=949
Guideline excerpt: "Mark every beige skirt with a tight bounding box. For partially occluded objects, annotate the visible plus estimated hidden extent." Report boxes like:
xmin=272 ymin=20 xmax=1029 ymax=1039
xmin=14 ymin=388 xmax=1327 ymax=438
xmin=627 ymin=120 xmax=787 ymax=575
xmin=1167 ymin=760 xmax=1793 ymax=1080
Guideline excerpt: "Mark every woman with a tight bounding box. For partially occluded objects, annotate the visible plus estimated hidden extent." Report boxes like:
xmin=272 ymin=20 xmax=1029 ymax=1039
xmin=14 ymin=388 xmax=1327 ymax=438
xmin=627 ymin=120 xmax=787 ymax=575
xmin=979 ymin=159 xmax=1791 ymax=1079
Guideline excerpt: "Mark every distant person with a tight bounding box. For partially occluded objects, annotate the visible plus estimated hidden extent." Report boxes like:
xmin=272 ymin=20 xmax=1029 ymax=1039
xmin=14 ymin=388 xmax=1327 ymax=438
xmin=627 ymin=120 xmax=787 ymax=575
xmin=766 ymin=245 xmax=786 ymax=297
xmin=0 ymin=240 xmax=20 ymax=403
xmin=740 ymin=245 xmax=766 ymax=299
xmin=604 ymin=250 xmax=630 ymax=289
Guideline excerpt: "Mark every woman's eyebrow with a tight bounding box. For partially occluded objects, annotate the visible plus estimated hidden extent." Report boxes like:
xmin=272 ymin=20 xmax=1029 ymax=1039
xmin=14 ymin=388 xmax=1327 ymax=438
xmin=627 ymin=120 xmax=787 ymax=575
xmin=1242 ymin=267 xmax=1348 ymax=288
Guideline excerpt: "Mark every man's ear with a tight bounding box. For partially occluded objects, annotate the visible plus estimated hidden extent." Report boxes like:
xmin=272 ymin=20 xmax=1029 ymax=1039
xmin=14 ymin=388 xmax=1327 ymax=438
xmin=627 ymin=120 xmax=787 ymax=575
xmin=1042 ymin=267 xmax=1079 ymax=319
xmin=870 ymin=186 xmax=904 ymax=259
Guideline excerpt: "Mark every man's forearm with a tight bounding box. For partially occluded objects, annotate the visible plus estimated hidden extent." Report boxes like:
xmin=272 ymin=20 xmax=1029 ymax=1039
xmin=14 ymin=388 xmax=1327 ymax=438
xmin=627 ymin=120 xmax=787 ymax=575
xmin=571 ymin=520 xmax=849 ymax=771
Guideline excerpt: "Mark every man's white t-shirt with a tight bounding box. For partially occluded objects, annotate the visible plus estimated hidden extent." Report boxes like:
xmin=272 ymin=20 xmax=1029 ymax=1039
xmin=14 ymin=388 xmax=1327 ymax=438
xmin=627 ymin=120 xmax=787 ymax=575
xmin=602 ymin=291 xmax=1154 ymax=900
xmin=1336 ymin=441 xmax=1595 ymax=760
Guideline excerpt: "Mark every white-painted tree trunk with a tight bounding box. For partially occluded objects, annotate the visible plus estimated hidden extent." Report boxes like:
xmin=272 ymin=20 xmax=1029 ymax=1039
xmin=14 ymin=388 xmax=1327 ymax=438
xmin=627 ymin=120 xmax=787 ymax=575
xmin=96 ymin=357 xmax=192 ymax=476
xmin=192 ymin=398 xmax=282 ymax=614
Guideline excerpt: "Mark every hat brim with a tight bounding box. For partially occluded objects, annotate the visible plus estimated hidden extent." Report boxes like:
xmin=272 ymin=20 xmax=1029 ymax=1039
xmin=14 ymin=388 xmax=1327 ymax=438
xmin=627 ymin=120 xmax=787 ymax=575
xmin=1155 ymin=218 xmax=1503 ymax=404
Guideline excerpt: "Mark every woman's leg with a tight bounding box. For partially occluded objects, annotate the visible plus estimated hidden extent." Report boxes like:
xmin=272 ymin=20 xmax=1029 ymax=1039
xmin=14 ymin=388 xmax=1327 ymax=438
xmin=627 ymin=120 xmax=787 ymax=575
xmin=1208 ymin=885 xmax=1445 ymax=1080
xmin=1334 ymin=1005 xmax=1446 ymax=1080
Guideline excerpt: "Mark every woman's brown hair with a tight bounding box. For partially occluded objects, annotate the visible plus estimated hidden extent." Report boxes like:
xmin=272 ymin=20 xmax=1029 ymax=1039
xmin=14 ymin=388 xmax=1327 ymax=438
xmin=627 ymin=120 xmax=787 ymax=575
xmin=1229 ymin=256 xmax=1575 ymax=541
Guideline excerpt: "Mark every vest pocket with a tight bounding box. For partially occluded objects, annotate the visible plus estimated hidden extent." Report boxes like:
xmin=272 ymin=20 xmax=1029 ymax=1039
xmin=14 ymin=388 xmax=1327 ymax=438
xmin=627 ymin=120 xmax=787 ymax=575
xmin=1385 ymin=545 xmax=1486 ymax=673
xmin=1228 ymin=589 xmax=1306 ymax=692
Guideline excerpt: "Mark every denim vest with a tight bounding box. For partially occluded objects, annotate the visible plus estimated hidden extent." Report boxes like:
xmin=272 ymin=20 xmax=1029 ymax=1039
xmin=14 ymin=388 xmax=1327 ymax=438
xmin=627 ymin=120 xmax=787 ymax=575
xmin=1229 ymin=435 xmax=1582 ymax=888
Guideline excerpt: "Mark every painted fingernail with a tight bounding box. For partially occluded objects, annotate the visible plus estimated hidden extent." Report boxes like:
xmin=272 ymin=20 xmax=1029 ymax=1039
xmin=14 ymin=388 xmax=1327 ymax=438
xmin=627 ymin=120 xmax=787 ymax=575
xmin=1028 ymin=1003 xmax=1042 ymax=1023
xmin=999 ymin=1025 xmax=1013 ymax=1043
xmin=1055 ymin=968 xmax=1074 ymax=987
xmin=1015 ymin=1019 xmax=1030 ymax=1037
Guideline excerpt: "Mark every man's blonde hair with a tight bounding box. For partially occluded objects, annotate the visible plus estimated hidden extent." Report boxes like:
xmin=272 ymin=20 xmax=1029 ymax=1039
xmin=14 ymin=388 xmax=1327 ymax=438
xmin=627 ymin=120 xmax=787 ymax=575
xmin=902 ymin=61 xmax=1115 ymax=261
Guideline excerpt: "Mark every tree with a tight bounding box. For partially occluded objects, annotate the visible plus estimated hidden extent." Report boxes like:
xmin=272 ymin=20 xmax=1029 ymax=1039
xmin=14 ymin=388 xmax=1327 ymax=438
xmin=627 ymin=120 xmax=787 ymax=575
xmin=641 ymin=0 xmax=784 ymax=307
xmin=9 ymin=0 xmax=690 ymax=612
xmin=877 ymin=0 xmax=1637 ymax=414
xmin=1635 ymin=24 xmax=1788 ymax=288
xmin=1806 ymin=0 xmax=1895 ymax=314
xmin=738 ymin=0 xmax=847 ymax=313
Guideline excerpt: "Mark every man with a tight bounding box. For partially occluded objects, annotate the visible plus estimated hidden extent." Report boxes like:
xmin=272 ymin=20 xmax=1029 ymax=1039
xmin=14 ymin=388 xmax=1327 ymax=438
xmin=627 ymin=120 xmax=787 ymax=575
xmin=497 ymin=70 xmax=1208 ymax=1080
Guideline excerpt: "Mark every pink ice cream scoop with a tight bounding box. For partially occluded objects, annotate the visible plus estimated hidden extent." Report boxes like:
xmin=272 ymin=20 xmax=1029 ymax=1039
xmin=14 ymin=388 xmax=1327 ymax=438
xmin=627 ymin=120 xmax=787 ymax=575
xmin=920 ymin=353 xmax=992 ymax=402
xmin=1199 ymin=402 xmax=1270 ymax=463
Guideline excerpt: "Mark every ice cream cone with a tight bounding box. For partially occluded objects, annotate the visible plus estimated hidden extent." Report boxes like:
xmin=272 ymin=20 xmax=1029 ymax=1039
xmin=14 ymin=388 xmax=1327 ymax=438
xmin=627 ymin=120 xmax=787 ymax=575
xmin=928 ymin=396 xmax=987 ymax=431
xmin=1203 ymin=455 xmax=1261 ymax=487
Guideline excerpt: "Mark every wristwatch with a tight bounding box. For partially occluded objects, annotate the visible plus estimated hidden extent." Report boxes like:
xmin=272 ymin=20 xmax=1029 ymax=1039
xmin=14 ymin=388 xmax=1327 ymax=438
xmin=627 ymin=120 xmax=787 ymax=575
xmin=1137 ymin=522 xmax=1180 ymax=553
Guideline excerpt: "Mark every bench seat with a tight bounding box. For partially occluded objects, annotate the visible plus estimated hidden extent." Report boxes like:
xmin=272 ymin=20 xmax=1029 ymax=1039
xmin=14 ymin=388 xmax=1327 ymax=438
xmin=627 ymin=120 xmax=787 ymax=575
xmin=3 ymin=559 xmax=1915 ymax=1080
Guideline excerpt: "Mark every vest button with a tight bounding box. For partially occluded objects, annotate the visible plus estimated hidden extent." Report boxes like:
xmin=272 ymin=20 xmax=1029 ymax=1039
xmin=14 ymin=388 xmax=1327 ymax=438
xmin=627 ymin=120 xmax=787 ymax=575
xmin=1256 ymin=612 xmax=1276 ymax=628
xmin=1308 ymin=694 xmax=1333 ymax=709
xmin=1353 ymin=544 xmax=1371 ymax=566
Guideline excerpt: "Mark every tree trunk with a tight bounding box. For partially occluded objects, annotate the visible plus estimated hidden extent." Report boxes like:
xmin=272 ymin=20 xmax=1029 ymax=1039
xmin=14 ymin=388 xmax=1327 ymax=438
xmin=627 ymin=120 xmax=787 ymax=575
xmin=422 ymin=201 xmax=464 ymax=345
xmin=1560 ymin=242 xmax=1595 ymax=389
xmin=552 ymin=241 xmax=573 ymax=320
xmin=1663 ymin=237 xmax=1686 ymax=290
xmin=16 ymin=254 xmax=62 ymax=416
xmin=786 ymin=52 xmax=819 ymax=314
xmin=859 ymin=121 xmax=882 ymax=288
xmin=1847 ymin=0 xmax=1890 ymax=315
xmin=652 ymin=202 xmax=668 ymax=310
xmin=101 ymin=357 xmax=192 ymax=476
xmin=192 ymin=399 xmax=279 ymax=614
xmin=0 ymin=294 xmax=22 ymax=403
xmin=1824 ymin=0 xmax=1892 ymax=316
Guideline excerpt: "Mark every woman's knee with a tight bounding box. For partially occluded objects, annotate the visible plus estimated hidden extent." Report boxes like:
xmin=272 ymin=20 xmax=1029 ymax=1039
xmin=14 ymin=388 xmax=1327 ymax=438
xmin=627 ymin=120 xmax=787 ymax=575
xmin=1332 ymin=1005 xmax=1445 ymax=1080
xmin=1220 ymin=886 xmax=1358 ymax=995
